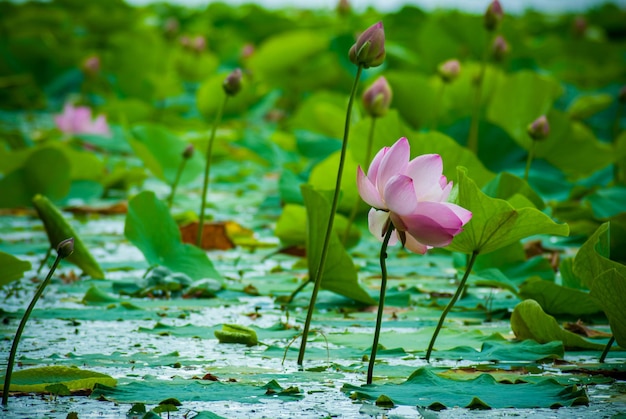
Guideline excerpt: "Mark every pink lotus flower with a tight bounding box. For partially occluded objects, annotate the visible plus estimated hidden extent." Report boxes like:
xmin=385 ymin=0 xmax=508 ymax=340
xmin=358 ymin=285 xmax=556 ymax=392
xmin=54 ymin=103 xmax=111 ymax=137
xmin=357 ymin=137 xmax=472 ymax=254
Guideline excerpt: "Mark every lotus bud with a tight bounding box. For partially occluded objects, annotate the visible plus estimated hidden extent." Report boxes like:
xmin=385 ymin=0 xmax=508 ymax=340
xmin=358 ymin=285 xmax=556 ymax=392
xmin=241 ymin=43 xmax=255 ymax=60
xmin=572 ymin=16 xmax=587 ymax=38
xmin=527 ymin=115 xmax=550 ymax=141
xmin=348 ymin=21 xmax=386 ymax=68
xmin=56 ymin=238 xmax=75 ymax=259
xmin=619 ymin=86 xmax=626 ymax=104
xmin=82 ymin=55 xmax=100 ymax=76
xmin=437 ymin=59 xmax=461 ymax=83
xmin=192 ymin=36 xmax=206 ymax=52
xmin=223 ymin=68 xmax=243 ymax=96
xmin=179 ymin=36 xmax=190 ymax=48
xmin=363 ymin=76 xmax=392 ymax=118
xmin=337 ymin=0 xmax=351 ymax=16
xmin=182 ymin=144 xmax=195 ymax=159
xmin=484 ymin=0 xmax=504 ymax=32
xmin=491 ymin=35 xmax=510 ymax=61
xmin=164 ymin=17 xmax=179 ymax=37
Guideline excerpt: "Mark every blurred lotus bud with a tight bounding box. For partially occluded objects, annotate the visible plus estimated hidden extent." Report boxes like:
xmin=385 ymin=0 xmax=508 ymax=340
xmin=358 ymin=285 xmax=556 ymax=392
xmin=82 ymin=55 xmax=100 ymax=76
xmin=182 ymin=144 xmax=195 ymax=159
xmin=572 ymin=16 xmax=587 ymax=38
xmin=192 ymin=36 xmax=206 ymax=52
xmin=437 ymin=59 xmax=461 ymax=83
xmin=179 ymin=35 xmax=190 ymax=48
xmin=619 ymin=86 xmax=626 ymax=104
xmin=363 ymin=76 xmax=392 ymax=118
xmin=241 ymin=43 xmax=255 ymax=60
xmin=348 ymin=21 xmax=386 ymax=68
xmin=491 ymin=35 xmax=510 ymax=61
xmin=223 ymin=68 xmax=243 ymax=96
xmin=56 ymin=238 xmax=75 ymax=259
xmin=484 ymin=0 xmax=504 ymax=32
xmin=527 ymin=115 xmax=550 ymax=141
xmin=164 ymin=17 xmax=179 ymax=37
xmin=337 ymin=0 xmax=351 ymax=16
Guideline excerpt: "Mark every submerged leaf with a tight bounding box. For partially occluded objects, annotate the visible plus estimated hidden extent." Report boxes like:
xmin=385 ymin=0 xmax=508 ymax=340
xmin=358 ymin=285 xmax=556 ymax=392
xmin=0 ymin=252 xmax=31 ymax=287
xmin=1 ymin=366 xmax=116 ymax=392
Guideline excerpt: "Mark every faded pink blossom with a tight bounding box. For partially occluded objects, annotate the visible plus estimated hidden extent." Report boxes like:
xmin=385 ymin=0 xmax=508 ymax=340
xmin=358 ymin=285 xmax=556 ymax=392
xmin=357 ymin=137 xmax=472 ymax=254
xmin=54 ymin=103 xmax=111 ymax=137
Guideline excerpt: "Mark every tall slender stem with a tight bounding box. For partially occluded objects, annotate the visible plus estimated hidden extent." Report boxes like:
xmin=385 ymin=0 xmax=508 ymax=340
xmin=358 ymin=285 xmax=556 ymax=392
xmin=3 ymin=255 xmax=62 ymax=406
xmin=467 ymin=35 xmax=492 ymax=154
xmin=197 ymin=95 xmax=229 ymax=246
xmin=167 ymin=159 xmax=187 ymax=208
xmin=524 ymin=140 xmax=536 ymax=182
xmin=612 ymin=102 xmax=624 ymax=183
xmin=297 ymin=64 xmax=364 ymax=366
xmin=599 ymin=336 xmax=615 ymax=363
xmin=343 ymin=116 xmax=377 ymax=244
xmin=367 ymin=223 xmax=395 ymax=385
xmin=425 ymin=250 xmax=479 ymax=361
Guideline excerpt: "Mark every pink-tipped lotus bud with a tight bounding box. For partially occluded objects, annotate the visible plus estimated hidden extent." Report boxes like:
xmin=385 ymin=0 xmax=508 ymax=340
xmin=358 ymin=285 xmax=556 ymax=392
xmin=337 ymin=0 xmax=351 ymax=16
xmin=182 ymin=144 xmax=195 ymax=159
xmin=492 ymin=35 xmax=510 ymax=61
xmin=241 ymin=43 xmax=255 ymax=60
xmin=572 ymin=16 xmax=587 ymax=37
xmin=527 ymin=115 xmax=550 ymax=141
xmin=437 ymin=59 xmax=461 ymax=83
xmin=82 ymin=55 xmax=100 ymax=76
xmin=164 ymin=17 xmax=179 ymax=37
xmin=363 ymin=76 xmax=392 ymax=118
xmin=223 ymin=68 xmax=243 ymax=96
xmin=619 ymin=86 xmax=626 ymax=104
xmin=484 ymin=0 xmax=504 ymax=32
xmin=192 ymin=36 xmax=206 ymax=52
xmin=179 ymin=36 xmax=190 ymax=48
xmin=56 ymin=238 xmax=75 ymax=259
xmin=348 ymin=21 xmax=386 ymax=68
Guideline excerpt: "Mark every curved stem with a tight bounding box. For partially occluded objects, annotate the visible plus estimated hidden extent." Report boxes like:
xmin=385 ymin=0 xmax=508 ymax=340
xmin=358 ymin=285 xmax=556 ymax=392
xmin=197 ymin=95 xmax=229 ymax=246
xmin=285 ymin=279 xmax=311 ymax=304
xmin=297 ymin=64 xmax=364 ymax=366
xmin=342 ymin=116 xmax=377 ymax=244
xmin=467 ymin=34 xmax=493 ymax=154
xmin=425 ymin=250 xmax=479 ymax=362
xmin=524 ymin=140 xmax=536 ymax=182
xmin=36 ymin=247 xmax=52 ymax=274
xmin=3 ymin=255 xmax=62 ymax=406
xmin=612 ymin=102 xmax=624 ymax=183
xmin=367 ymin=223 xmax=395 ymax=385
xmin=167 ymin=159 xmax=187 ymax=208
xmin=599 ymin=336 xmax=615 ymax=363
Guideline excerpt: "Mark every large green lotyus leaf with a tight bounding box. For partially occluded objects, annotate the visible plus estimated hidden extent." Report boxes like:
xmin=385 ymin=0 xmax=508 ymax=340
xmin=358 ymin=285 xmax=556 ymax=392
xmin=447 ymin=168 xmax=569 ymax=255
xmin=0 ymin=366 xmax=116 ymax=392
xmin=301 ymin=185 xmax=375 ymax=304
xmin=124 ymin=191 xmax=221 ymax=281
xmin=32 ymin=194 xmax=104 ymax=278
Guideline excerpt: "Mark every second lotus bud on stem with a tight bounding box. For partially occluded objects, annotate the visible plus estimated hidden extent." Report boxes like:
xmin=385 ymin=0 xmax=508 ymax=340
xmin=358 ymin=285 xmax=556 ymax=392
xmin=484 ymin=0 xmax=504 ymax=32
xmin=363 ymin=76 xmax=392 ymax=118
xmin=349 ymin=21 xmax=386 ymax=68
xmin=527 ymin=115 xmax=550 ymax=141
xmin=56 ymin=238 xmax=75 ymax=259
xmin=223 ymin=68 xmax=243 ymax=96
xmin=437 ymin=59 xmax=461 ymax=83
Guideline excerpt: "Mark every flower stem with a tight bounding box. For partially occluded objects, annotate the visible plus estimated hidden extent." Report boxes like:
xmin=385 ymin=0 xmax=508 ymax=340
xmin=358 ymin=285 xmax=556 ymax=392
xmin=2 ymin=254 xmax=62 ymax=406
xmin=612 ymin=101 xmax=624 ymax=183
xmin=467 ymin=35 xmax=492 ymax=154
xmin=343 ymin=116 xmax=377 ymax=244
xmin=297 ymin=64 xmax=364 ymax=366
xmin=524 ymin=140 xmax=536 ymax=182
xmin=367 ymin=223 xmax=395 ymax=385
xmin=197 ymin=95 xmax=229 ymax=247
xmin=167 ymin=159 xmax=188 ymax=208
xmin=599 ymin=336 xmax=615 ymax=363
xmin=425 ymin=250 xmax=479 ymax=362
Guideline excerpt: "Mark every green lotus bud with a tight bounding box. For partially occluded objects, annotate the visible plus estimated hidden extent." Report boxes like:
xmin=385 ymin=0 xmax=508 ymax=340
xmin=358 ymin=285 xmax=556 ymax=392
xmin=484 ymin=0 xmax=504 ymax=32
xmin=222 ymin=68 xmax=242 ymax=96
xmin=492 ymin=35 xmax=510 ymax=61
xmin=56 ymin=237 xmax=75 ymax=259
xmin=437 ymin=59 xmax=461 ymax=83
xmin=362 ymin=76 xmax=392 ymax=118
xmin=348 ymin=21 xmax=386 ymax=69
xmin=527 ymin=115 xmax=550 ymax=141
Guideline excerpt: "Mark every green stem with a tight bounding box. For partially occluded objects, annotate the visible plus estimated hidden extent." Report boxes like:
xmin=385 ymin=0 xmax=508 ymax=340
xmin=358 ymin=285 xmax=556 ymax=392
xmin=36 ymin=247 xmax=52 ymax=274
xmin=342 ymin=116 xmax=377 ymax=244
xmin=2 ymin=255 xmax=62 ymax=406
xmin=524 ymin=140 xmax=536 ymax=182
xmin=367 ymin=223 xmax=395 ymax=385
xmin=612 ymin=102 xmax=624 ymax=184
xmin=467 ymin=35 xmax=493 ymax=154
xmin=197 ymin=95 xmax=229 ymax=247
xmin=425 ymin=250 xmax=479 ymax=362
xmin=167 ymin=159 xmax=188 ymax=208
xmin=285 ymin=279 xmax=312 ymax=304
xmin=297 ymin=64 xmax=364 ymax=366
xmin=599 ymin=336 xmax=615 ymax=363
